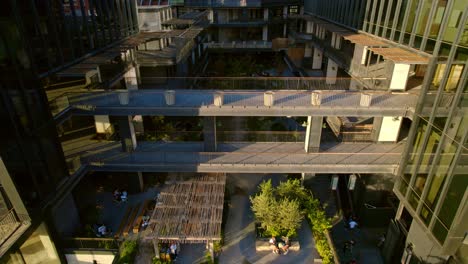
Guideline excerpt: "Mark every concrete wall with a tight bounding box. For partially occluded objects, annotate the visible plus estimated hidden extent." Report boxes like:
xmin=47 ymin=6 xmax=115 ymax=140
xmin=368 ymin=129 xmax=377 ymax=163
xmin=52 ymin=193 xmax=81 ymax=236
xmin=406 ymin=220 xmax=448 ymax=263
xmin=65 ymin=251 xmax=116 ymax=264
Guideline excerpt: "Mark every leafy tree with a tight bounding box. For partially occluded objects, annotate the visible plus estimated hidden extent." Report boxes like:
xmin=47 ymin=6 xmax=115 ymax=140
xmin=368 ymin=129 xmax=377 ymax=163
xmin=250 ymin=180 xmax=304 ymax=237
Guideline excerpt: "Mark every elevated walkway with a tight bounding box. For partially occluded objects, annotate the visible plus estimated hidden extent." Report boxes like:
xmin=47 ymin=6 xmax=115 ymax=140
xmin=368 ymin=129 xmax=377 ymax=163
xmin=62 ymin=140 xmax=406 ymax=174
xmin=52 ymin=89 xmax=419 ymax=118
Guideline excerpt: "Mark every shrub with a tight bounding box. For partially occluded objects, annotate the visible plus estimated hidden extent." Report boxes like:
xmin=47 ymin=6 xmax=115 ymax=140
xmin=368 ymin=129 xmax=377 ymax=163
xmin=117 ymin=240 xmax=138 ymax=264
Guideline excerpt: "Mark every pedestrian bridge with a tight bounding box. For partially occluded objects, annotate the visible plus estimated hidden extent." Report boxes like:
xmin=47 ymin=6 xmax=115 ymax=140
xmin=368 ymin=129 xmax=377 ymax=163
xmin=52 ymin=89 xmax=420 ymax=119
xmin=63 ymin=140 xmax=406 ymax=174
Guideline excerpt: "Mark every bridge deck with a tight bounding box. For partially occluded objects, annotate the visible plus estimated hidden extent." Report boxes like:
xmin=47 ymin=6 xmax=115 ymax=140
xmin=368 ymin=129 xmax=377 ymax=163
xmin=54 ymin=89 xmax=418 ymax=117
xmin=62 ymin=140 xmax=405 ymax=174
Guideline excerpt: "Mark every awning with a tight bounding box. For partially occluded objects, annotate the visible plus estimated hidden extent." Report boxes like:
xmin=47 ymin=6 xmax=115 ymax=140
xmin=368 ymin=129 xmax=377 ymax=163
xmin=367 ymin=47 xmax=431 ymax=64
xmin=342 ymin=34 xmax=388 ymax=47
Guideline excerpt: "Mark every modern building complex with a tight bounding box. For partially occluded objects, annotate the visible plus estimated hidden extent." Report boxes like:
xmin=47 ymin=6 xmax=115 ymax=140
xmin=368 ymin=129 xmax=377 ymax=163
xmin=0 ymin=0 xmax=466 ymax=263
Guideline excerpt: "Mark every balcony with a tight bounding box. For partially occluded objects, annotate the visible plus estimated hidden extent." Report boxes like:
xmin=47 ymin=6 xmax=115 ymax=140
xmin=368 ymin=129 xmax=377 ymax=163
xmin=62 ymin=137 xmax=405 ymax=174
xmin=0 ymin=209 xmax=31 ymax=256
xmin=184 ymin=0 xmax=261 ymax=7
xmin=49 ymin=88 xmax=418 ymax=118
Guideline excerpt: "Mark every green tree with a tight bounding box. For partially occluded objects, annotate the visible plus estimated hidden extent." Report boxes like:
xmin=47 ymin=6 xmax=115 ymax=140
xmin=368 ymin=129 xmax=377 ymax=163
xmin=250 ymin=180 xmax=304 ymax=237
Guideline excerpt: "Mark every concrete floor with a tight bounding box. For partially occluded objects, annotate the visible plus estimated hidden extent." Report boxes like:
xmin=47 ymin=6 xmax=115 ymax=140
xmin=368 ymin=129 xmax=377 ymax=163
xmin=218 ymin=174 xmax=320 ymax=264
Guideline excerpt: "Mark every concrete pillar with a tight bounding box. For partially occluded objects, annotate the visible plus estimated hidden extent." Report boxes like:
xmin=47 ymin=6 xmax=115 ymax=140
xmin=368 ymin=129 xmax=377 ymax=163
xmin=283 ymin=6 xmax=288 ymax=18
xmin=124 ymin=66 xmax=139 ymax=90
xmin=159 ymin=38 xmax=165 ymax=50
xmin=191 ymin=50 xmax=196 ymax=64
xmin=118 ymin=116 xmax=137 ymax=152
xmin=375 ymin=116 xmax=403 ymax=142
xmin=95 ymin=115 xmax=112 ymax=135
xmin=371 ymin=117 xmax=383 ymax=142
xmin=389 ymin=63 xmax=411 ymax=91
xmin=306 ymin=21 xmax=313 ymax=34
xmin=203 ymin=117 xmax=217 ymax=152
xmin=312 ymin=48 xmax=322 ymax=69
xmin=326 ymin=58 xmax=338 ymax=85
xmin=262 ymin=25 xmax=268 ymax=41
xmin=332 ymin=32 xmax=342 ymax=49
xmin=305 ymin=116 xmax=323 ymax=153
xmin=198 ymin=44 xmax=202 ymax=58
xmin=304 ymin=43 xmax=312 ymax=58
xmin=283 ymin=24 xmax=287 ymax=37
xmin=263 ymin=8 xmax=268 ymax=21
xmin=301 ymin=173 xmax=315 ymax=186
xmin=208 ymin=10 xmax=214 ymax=23
xmin=138 ymin=172 xmax=144 ymax=192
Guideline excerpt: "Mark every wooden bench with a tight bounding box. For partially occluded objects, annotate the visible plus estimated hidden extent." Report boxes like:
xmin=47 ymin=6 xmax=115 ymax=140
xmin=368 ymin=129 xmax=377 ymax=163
xmin=255 ymin=240 xmax=300 ymax=252
xmin=132 ymin=199 xmax=152 ymax=233
xmin=115 ymin=205 xmax=134 ymax=238
xmin=123 ymin=206 xmax=140 ymax=236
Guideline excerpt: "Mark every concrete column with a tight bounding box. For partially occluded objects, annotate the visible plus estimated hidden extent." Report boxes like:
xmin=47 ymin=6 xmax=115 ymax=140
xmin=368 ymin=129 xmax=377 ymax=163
xmin=305 ymin=116 xmax=323 ymax=153
xmin=332 ymin=32 xmax=342 ymax=49
xmin=301 ymin=173 xmax=315 ymax=186
xmin=283 ymin=24 xmax=287 ymax=37
xmin=124 ymin=66 xmax=139 ymax=90
xmin=262 ymin=25 xmax=268 ymax=41
xmin=283 ymin=6 xmax=288 ymax=18
xmin=312 ymin=48 xmax=322 ymax=69
xmin=203 ymin=117 xmax=217 ymax=152
xmin=191 ymin=50 xmax=196 ymax=64
xmin=389 ymin=63 xmax=411 ymax=90
xmin=159 ymin=38 xmax=165 ymax=50
xmin=118 ymin=116 xmax=137 ymax=152
xmin=306 ymin=21 xmax=313 ymax=34
xmin=375 ymin=116 xmax=403 ymax=142
xmin=263 ymin=8 xmax=268 ymax=21
xmin=304 ymin=43 xmax=312 ymax=58
xmin=326 ymin=58 xmax=338 ymax=85
xmin=95 ymin=115 xmax=112 ymax=135
xmin=208 ymin=9 xmax=214 ymax=23
xmin=350 ymin=44 xmax=368 ymax=74
xmin=138 ymin=172 xmax=144 ymax=192
xmin=371 ymin=117 xmax=383 ymax=142
xmin=198 ymin=44 xmax=202 ymax=58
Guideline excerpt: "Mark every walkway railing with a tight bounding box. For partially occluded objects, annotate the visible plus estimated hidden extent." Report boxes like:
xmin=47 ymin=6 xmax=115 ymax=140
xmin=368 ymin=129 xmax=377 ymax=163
xmin=204 ymin=41 xmax=272 ymax=49
xmin=62 ymin=237 xmax=120 ymax=250
xmin=0 ymin=209 xmax=30 ymax=246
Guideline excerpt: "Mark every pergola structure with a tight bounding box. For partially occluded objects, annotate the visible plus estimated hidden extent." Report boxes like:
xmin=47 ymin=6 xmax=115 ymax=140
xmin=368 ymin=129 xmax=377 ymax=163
xmin=144 ymin=173 xmax=226 ymax=260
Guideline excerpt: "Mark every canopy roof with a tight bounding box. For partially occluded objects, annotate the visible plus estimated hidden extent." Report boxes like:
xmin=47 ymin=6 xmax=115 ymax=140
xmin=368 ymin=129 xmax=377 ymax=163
xmin=368 ymin=47 xmax=431 ymax=64
xmin=342 ymin=34 xmax=388 ymax=47
xmin=145 ymin=173 xmax=226 ymax=243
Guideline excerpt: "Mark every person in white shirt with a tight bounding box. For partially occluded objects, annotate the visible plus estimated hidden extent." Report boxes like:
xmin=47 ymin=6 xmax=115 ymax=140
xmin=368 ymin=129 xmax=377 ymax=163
xmin=97 ymin=225 xmax=107 ymax=236
xmin=349 ymin=219 xmax=358 ymax=229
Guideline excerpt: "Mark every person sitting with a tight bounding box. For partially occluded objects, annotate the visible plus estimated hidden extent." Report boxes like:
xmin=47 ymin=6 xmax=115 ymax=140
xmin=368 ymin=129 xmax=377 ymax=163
xmin=281 ymin=237 xmax=290 ymax=255
xmin=97 ymin=224 xmax=108 ymax=237
xmin=120 ymin=190 xmax=128 ymax=202
xmin=113 ymin=189 xmax=121 ymax=202
xmin=141 ymin=216 xmax=150 ymax=228
xmin=269 ymin=236 xmax=280 ymax=254
xmin=349 ymin=219 xmax=358 ymax=229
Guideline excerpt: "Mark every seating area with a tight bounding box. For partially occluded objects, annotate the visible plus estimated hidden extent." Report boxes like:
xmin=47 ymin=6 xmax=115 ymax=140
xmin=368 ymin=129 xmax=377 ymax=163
xmin=114 ymin=199 xmax=154 ymax=239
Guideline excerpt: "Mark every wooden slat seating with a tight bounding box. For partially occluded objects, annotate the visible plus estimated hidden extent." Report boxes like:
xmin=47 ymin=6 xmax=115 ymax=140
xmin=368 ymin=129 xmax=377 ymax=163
xmin=115 ymin=205 xmax=134 ymax=239
xmin=133 ymin=199 xmax=153 ymax=233
xmin=123 ymin=206 xmax=140 ymax=236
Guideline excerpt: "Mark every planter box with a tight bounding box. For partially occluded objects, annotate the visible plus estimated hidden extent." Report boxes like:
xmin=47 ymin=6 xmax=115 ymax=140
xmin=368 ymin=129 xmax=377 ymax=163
xmin=255 ymin=238 xmax=300 ymax=252
xmin=165 ymin=90 xmax=175 ymax=105
xmin=311 ymin=92 xmax=322 ymax=106
xmin=214 ymin=92 xmax=224 ymax=106
xmin=118 ymin=91 xmax=129 ymax=105
xmin=360 ymin=93 xmax=372 ymax=107
xmin=264 ymin=91 xmax=275 ymax=106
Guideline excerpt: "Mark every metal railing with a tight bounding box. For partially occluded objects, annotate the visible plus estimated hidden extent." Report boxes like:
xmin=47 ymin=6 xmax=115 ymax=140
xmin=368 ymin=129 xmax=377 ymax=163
xmin=62 ymin=237 xmax=120 ymax=250
xmin=49 ymin=88 xmax=418 ymax=117
xmin=204 ymin=41 xmax=272 ymax=49
xmin=217 ymin=131 xmax=306 ymax=142
xmin=183 ymin=0 xmax=261 ymax=7
xmin=0 ymin=209 xmax=30 ymax=245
